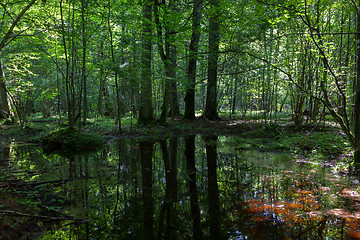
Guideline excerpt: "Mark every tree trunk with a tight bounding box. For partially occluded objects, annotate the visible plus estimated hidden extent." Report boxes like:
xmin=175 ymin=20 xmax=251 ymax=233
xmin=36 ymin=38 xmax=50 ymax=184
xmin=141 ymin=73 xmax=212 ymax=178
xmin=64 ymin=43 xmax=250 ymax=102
xmin=184 ymin=0 xmax=203 ymax=120
xmin=139 ymin=0 xmax=154 ymax=124
xmin=354 ymin=1 xmax=360 ymax=168
xmin=81 ymin=0 xmax=88 ymax=124
xmin=155 ymin=1 xmax=179 ymax=123
xmin=204 ymin=0 xmax=220 ymax=120
xmin=0 ymin=60 xmax=9 ymax=119
xmin=60 ymin=0 xmax=76 ymax=129
xmin=97 ymin=41 xmax=105 ymax=115
xmin=0 ymin=0 xmax=38 ymax=52
xmin=96 ymin=39 xmax=111 ymax=117
xmin=231 ymin=75 xmax=238 ymax=115
xmin=169 ymin=48 xmax=180 ymax=118
xmin=0 ymin=0 xmax=38 ymax=122
xmin=159 ymin=70 xmax=171 ymax=123
xmin=107 ymin=0 xmax=121 ymax=130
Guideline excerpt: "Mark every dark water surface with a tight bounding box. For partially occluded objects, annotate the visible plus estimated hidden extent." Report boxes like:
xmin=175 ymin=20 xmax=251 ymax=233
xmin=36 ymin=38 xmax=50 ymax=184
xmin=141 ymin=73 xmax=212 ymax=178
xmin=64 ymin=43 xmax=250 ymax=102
xmin=4 ymin=136 xmax=360 ymax=239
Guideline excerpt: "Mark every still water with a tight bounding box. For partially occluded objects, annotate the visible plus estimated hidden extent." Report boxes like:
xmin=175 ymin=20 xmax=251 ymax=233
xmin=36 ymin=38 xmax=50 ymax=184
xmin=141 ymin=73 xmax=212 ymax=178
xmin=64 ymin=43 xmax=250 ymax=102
xmin=4 ymin=135 xmax=360 ymax=239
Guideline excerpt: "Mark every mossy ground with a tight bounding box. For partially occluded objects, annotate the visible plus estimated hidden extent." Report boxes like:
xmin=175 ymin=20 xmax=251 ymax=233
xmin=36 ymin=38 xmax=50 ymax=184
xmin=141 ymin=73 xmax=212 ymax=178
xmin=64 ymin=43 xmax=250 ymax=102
xmin=43 ymin=127 xmax=104 ymax=153
xmin=0 ymin=114 xmax=351 ymax=159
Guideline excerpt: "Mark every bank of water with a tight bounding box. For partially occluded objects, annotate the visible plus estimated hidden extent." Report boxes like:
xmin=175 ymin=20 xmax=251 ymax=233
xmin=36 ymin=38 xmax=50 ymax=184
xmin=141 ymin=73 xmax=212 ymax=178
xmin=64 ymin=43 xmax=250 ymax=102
xmin=3 ymin=135 xmax=360 ymax=239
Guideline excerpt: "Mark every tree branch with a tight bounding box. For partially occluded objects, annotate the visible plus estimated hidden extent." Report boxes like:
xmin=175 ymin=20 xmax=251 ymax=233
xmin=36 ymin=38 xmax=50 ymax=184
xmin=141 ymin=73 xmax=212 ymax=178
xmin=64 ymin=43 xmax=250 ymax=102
xmin=0 ymin=0 xmax=39 ymax=52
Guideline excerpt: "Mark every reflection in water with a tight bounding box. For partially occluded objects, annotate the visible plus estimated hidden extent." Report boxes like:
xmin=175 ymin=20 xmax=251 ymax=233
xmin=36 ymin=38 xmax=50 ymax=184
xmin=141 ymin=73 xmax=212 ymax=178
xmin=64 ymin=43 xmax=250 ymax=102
xmin=205 ymin=136 xmax=221 ymax=240
xmin=159 ymin=138 xmax=178 ymax=239
xmin=185 ymin=135 xmax=203 ymax=240
xmin=4 ymin=136 xmax=360 ymax=239
xmin=140 ymin=140 xmax=154 ymax=240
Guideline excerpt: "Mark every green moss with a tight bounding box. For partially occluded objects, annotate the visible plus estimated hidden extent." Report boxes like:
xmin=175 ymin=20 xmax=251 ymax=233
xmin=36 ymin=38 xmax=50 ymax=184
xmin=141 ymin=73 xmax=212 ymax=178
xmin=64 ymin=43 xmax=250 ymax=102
xmin=242 ymin=124 xmax=281 ymax=138
xmin=43 ymin=128 xmax=104 ymax=152
xmin=237 ymin=123 xmax=350 ymax=160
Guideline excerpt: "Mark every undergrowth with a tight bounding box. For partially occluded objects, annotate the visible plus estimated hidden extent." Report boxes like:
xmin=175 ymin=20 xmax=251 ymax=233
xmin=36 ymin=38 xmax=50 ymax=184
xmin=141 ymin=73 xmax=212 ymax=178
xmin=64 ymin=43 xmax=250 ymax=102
xmin=239 ymin=123 xmax=350 ymax=159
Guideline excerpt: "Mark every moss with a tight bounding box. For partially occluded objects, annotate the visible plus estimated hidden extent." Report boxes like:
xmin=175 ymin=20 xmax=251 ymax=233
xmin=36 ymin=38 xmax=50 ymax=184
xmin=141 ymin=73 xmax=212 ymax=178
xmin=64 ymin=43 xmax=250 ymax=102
xmin=43 ymin=128 xmax=104 ymax=152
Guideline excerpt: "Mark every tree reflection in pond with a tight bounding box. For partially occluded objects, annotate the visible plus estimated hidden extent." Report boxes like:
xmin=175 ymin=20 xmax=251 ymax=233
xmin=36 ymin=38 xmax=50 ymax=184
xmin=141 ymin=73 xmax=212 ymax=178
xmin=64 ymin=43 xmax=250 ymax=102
xmin=159 ymin=138 xmax=178 ymax=239
xmin=185 ymin=135 xmax=203 ymax=240
xmin=5 ymin=136 xmax=360 ymax=239
xmin=140 ymin=140 xmax=154 ymax=240
xmin=205 ymin=136 xmax=222 ymax=240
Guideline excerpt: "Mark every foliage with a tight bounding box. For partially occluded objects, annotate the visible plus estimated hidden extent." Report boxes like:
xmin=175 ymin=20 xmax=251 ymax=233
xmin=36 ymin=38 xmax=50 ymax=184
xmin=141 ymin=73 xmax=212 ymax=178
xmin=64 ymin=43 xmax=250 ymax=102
xmin=0 ymin=0 xmax=356 ymax=157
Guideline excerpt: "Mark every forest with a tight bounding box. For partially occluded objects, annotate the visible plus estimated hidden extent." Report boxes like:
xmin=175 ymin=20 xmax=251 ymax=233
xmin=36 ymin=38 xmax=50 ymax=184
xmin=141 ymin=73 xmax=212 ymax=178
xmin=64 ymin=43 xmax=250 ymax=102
xmin=1 ymin=0 xmax=360 ymax=239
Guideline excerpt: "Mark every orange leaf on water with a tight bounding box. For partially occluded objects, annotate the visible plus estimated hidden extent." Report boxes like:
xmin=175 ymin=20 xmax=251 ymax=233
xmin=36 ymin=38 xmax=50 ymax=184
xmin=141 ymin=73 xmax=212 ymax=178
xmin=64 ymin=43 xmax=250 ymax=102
xmin=286 ymin=202 xmax=304 ymax=209
xmin=247 ymin=204 xmax=271 ymax=213
xmin=252 ymin=217 xmax=263 ymax=222
xmin=246 ymin=199 xmax=262 ymax=206
xmin=348 ymin=221 xmax=360 ymax=230
xmin=347 ymin=229 xmax=360 ymax=239
xmin=298 ymin=190 xmax=312 ymax=195
xmin=294 ymin=217 xmax=305 ymax=224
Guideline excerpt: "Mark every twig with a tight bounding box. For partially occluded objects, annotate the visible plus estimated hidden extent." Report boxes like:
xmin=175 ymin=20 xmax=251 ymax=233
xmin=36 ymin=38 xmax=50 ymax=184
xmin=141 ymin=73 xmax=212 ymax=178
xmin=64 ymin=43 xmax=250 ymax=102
xmin=298 ymin=109 xmax=326 ymax=146
xmin=0 ymin=210 xmax=74 ymax=221
xmin=8 ymin=178 xmax=94 ymax=187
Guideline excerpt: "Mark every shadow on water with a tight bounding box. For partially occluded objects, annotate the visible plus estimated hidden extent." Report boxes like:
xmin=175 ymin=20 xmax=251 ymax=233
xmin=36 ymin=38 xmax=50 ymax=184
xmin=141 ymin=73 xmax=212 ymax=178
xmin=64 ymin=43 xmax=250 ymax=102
xmin=4 ymin=136 xmax=360 ymax=239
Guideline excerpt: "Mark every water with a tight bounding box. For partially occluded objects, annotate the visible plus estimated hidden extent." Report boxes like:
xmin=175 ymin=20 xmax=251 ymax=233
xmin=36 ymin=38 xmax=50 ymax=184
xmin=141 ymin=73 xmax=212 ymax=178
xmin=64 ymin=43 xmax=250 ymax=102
xmin=3 ymin=136 xmax=360 ymax=239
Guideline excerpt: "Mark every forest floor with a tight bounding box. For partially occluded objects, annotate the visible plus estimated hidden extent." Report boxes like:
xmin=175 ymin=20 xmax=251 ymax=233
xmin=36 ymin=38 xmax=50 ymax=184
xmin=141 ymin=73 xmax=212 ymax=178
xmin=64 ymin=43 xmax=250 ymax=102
xmin=0 ymin=115 xmax=353 ymax=239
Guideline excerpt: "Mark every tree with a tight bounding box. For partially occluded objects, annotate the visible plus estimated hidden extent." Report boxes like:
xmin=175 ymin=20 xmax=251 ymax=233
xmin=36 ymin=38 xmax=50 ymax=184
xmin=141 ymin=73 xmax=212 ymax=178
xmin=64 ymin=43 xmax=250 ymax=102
xmin=107 ymin=0 xmax=122 ymax=130
xmin=253 ymin=0 xmax=359 ymax=165
xmin=139 ymin=0 xmax=154 ymax=124
xmin=354 ymin=0 xmax=360 ymax=168
xmin=184 ymin=0 xmax=203 ymax=120
xmin=154 ymin=0 xmax=179 ymax=123
xmin=204 ymin=0 xmax=221 ymax=120
xmin=0 ymin=0 xmax=42 ymax=123
xmin=97 ymin=40 xmax=112 ymax=117
xmin=0 ymin=60 xmax=10 ymax=119
xmin=59 ymin=0 xmax=78 ymax=129
xmin=80 ymin=0 xmax=88 ymax=125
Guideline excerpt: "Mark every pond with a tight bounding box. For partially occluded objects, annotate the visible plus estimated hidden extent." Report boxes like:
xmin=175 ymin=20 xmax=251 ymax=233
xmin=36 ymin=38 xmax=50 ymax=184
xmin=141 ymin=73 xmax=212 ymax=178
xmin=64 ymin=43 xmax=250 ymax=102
xmin=3 ymin=135 xmax=360 ymax=239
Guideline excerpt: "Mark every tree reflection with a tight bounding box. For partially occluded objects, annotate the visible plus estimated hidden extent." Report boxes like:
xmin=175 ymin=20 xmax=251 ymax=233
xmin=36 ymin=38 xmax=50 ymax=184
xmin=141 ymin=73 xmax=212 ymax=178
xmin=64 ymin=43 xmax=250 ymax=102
xmin=185 ymin=135 xmax=203 ymax=240
xmin=140 ymin=140 xmax=154 ymax=240
xmin=204 ymin=136 xmax=222 ymax=240
xmin=159 ymin=138 xmax=178 ymax=239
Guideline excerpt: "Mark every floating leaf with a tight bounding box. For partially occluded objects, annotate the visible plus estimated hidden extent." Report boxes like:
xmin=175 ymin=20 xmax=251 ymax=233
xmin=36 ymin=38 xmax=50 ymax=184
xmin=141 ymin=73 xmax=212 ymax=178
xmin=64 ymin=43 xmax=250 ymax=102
xmin=346 ymin=229 xmax=360 ymax=239
xmin=286 ymin=202 xmax=304 ymax=209
xmin=298 ymin=190 xmax=312 ymax=195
